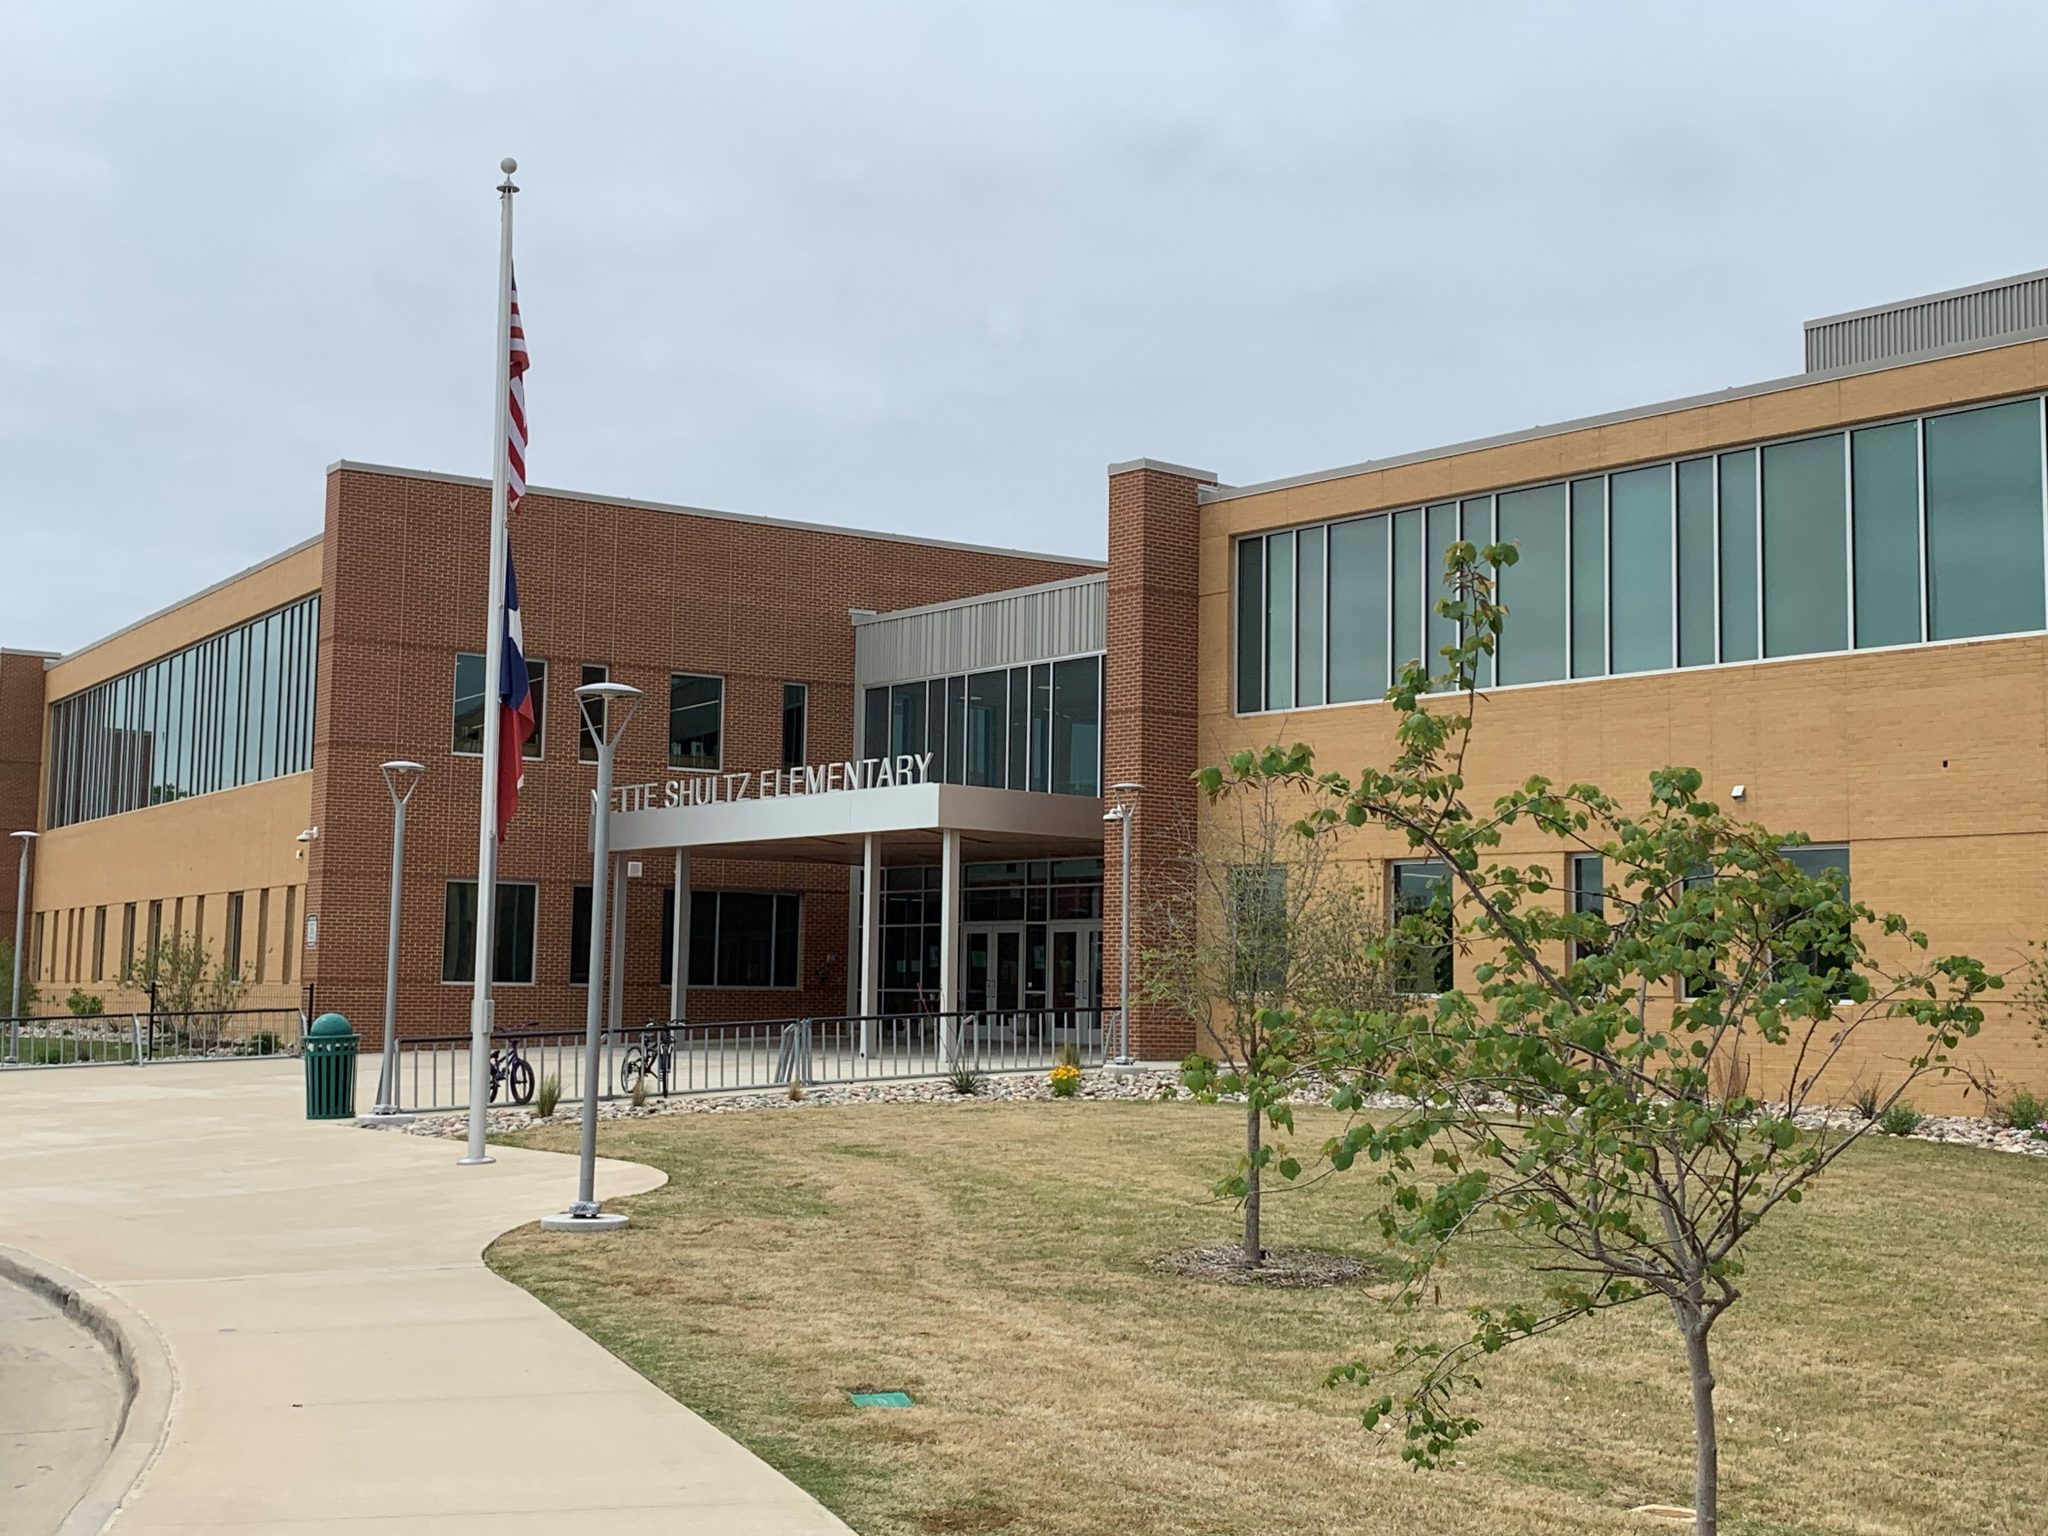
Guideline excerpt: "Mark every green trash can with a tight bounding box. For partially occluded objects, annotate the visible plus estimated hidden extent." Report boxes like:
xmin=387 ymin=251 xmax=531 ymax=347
xmin=304 ymin=1012 xmax=359 ymax=1120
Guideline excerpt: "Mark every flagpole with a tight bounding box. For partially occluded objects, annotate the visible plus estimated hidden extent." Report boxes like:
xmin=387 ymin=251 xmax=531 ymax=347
xmin=462 ymin=156 xmax=519 ymax=1166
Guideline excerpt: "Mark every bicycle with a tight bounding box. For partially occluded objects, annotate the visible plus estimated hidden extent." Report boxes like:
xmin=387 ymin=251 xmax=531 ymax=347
xmin=485 ymin=1035 xmax=536 ymax=1105
xmin=620 ymin=1023 xmax=675 ymax=1097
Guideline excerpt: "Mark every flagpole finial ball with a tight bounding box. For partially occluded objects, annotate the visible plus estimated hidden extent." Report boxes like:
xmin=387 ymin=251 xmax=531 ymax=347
xmin=500 ymin=157 xmax=518 ymax=175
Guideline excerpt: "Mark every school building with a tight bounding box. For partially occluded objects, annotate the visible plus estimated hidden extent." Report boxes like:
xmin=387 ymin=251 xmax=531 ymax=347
xmin=8 ymin=268 xmax=2048 ymax=1108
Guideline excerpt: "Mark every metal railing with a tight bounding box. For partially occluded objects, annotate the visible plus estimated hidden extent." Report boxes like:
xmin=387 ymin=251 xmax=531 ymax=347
xmin=392 ymin=1007 xmax=1109 ymax=1114
xmin=1 ymin=1007 xmax=305 ymax=1069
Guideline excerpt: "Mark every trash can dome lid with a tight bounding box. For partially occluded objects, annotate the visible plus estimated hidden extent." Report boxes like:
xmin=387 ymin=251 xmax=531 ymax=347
xmin=309 ymin=1012 xmax=353 ymax=1038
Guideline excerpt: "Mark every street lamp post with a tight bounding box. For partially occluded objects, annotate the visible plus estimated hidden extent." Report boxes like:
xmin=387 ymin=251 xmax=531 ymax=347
xmin=543 ymin=681 xmax=641 ymax=1234
xmin=7 ymin=830 xmax=38 ymax=1065
xmin=1106 ymin=783 xmax=1142 ymax=1067
xmin=366 ymin=761 xmax=425 ymax=1120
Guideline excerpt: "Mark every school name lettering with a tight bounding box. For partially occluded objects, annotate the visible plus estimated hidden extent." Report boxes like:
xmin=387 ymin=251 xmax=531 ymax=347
xmin=614 ymin=753 xmax=934 ymax=812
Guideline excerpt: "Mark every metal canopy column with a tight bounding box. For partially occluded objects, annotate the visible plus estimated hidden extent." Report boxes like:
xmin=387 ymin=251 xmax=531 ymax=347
xmin=669 ymin=848 xmax=689 ymax=1022
xmin=938 ymin=827 xmax=960 ymax=1064
xmin=860 ymin=833 xmax=881 ymax=1054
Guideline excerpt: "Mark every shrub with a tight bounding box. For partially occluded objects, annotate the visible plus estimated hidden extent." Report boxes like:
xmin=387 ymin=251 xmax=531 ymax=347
xmin=242 ymin=1030 xmax=284 ymax=1057
xmin=1054 ymin=1041 xmax=1081 ymax=1070
xmin=786 ymin=1079 xmax=806 ymax=1102
xmin=535 ymin=1074 xmax=561 ymax=1118
xmin=1878 ymin=1102 xmax=1924 ymax=1137
xmin=0 ymin=938 xmax=39 ymax=1017
xmin=947 ymin=1063 xmax=986 ymax=1097
xmin=1848 ymin=1081 xmax=1883 ymax=1121
xmin=1995 ymin=1087 xmax=2047 ymax=1133
xmin=66 ymin=988 xmax=105 ymax=1017
xmin=1049 ymin=1062 xmax=1083 ymax=1098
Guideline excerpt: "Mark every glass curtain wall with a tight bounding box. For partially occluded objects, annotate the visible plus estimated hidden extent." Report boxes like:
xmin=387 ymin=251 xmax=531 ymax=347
xmin=45 ymin=594 xmax=320 ymax=829
xmin=860 ymin=654 xmax=1104 ymax=798
xmin=1236 ymin=395 xmax=2048 ymax=713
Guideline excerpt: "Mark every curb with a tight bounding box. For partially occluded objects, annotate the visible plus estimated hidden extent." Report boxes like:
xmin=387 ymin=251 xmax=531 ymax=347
xmin=0 ymin=1245 xmax=175 ymax=1535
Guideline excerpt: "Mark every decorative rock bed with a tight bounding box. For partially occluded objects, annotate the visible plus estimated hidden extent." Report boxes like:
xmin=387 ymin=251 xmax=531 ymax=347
xmin=385 ymin=1067 xmax=2048 ymax=1159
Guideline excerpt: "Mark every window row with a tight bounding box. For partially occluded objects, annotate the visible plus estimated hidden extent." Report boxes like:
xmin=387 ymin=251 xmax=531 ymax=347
xmin=439 ymin=881 xmax=802 ymax=991
xmin=46 ymin=594 xmax=320 ymax=828
xmin=26 ymin=886 xmax=300 ymax=992
xmin=860 ymin=654 xmax=1104 ymax=798
xmin=1237 ymin=395 xmax=2048 ymax=712
xmin=452 ymin=661 xmax=810 ymax=775
xmin=1390 ymin=844 xmax=1850 ymax=996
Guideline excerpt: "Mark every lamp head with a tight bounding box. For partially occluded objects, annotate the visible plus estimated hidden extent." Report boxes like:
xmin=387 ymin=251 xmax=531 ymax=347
xmin=575 ymin=681 xmax=644 ymax=748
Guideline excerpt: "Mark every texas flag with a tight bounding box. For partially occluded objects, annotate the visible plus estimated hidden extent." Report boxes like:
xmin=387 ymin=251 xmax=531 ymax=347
xmin=495 ymin=544 xmax=536 ymax=840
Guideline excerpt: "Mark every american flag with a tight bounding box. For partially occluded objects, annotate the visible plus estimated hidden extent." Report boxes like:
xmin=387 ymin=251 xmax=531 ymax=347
xmin=496 ymin=546 xmax=536 ymax=841
xmin=506 ymin=270 xmax=529 ymax=514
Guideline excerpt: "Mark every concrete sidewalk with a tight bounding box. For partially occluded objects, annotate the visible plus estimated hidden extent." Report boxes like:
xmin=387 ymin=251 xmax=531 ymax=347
xmin=0 ymin=1060 xmax=852 ymax=1533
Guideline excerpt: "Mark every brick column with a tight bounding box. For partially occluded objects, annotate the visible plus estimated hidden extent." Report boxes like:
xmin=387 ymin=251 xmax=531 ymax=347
xmin=1103 ymin=459 xmax=1215 ymax=1061
xmin=0 ymin=651 xmax=53 ymax=951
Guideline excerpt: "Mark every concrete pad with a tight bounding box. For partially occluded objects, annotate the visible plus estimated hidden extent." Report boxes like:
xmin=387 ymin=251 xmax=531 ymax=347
xmin=0 ymin=1059 xmax=852 ymax=1532
xmin=0 ymin=1274 xmax=124 ymax=1534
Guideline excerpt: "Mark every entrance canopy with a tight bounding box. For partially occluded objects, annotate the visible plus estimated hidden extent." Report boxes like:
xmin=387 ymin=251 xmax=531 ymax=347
xmin=607 ymin=781 xmax=1106 ymax=864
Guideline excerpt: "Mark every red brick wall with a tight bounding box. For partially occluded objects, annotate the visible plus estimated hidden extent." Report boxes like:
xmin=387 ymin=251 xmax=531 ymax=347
xmin=305 ymin=466 xmax=1099 ymax=1038
xmin=1102 ymin=463 xmax=1213 ymax=1059
xmin=0 ymin=652 xmax=50 ymax=964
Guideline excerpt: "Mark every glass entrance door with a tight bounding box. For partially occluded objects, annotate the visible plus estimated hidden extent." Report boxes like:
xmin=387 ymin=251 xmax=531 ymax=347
xmin=962 ymin=925 xmax=1025 ymax=1013
xmin=1048 ymin=923 xmax=1102 ymax=1010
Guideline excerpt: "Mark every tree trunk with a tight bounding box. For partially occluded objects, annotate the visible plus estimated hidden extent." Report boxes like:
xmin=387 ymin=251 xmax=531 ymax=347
xmin=1682 ymin=1320 xmax=1718 ymax=1536
xmin=1243 ymin=1102 xmax=1263 ymax=1267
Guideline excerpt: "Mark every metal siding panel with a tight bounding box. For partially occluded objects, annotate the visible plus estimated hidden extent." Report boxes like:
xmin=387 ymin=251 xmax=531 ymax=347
xmin=854 ymin=577 xmax=1106 ymax=687
xmin=1806 ymin=273 xmax=2048 ymax=371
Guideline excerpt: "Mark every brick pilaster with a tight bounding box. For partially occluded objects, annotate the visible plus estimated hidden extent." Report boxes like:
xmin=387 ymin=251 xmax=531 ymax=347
xmin=1102 ymin=459 xmax=1215 ymax=1061
xmin=0 ymin=651 xmax=52 ymax=957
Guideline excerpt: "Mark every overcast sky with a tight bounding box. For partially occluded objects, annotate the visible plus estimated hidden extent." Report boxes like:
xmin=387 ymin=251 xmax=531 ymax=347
xmin=6 ymin=2 xmax=2047 ymax=653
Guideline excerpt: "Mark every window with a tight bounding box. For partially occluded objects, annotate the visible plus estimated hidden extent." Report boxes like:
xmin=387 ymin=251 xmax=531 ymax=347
xmin=1028 ymin=663 xmax=1052 ymax=793
xmin=1717 ymin=449 xmax=1760 ymax=663
xmin=1235 ymin=536 xmax=1264 ymax=713
xmin=29 ymin=912 xmax=43 ymax=982
xmin=1006 ymin=666 xmax=1029 ymax=788
xmin=782 ymin=683 xmax=809 ymax=771
xmin=1778 ymin=844 xmax=1855 ymax=997
xmin=964 ymin=671 xmax=1006 ymax=787
xmin=91 ymin=906 xmax=106 ymax=982
xmin=224 ymin=891 xmax=243 ymax=975
xmin=685 ymin=891 xmax=801 ymax=988
xmin=1676 ymin=458 xmax=1716 ymax=667
xmin=452 ymin=652 xmax=486 ymax=755
xmin=1391 ymin=859 xmax=1453 ymax=994
xmin=1328 ymin=516 xmax=1390 ymax=703
xmin=943 ymin=677 xmax=966 ymax=783
xmin=1464 ymin=497 xmax=1495 ymax=688
xmin=254 ymin=892 xmax=269 ymax=982
xmin=1227 ymin=863 xmax=1288 ymax=997
xmin=863 ymin=685 xmax=889 ymax=763
xmin=1852 ymin=423 xmax=1920 ymax=649
xmin=1568 ymin=854 xmax=1605 ymax=967
xmin=1051 ymin=656 xmax=1102 ymax=797
xmin=1424 ymin=502 xmax=1460 ymax=688
xmin=1925 ymin=399 xmax=2045 ymax=641
xmin=440 ymin=881 xmax=537 ymax=984
xmin=43 ymin=592 xmax=318 ymax=828
xmin=522 ymin=659 xmax=547 ymax=759
xmin=279 ymin=889 xmax=294 ymax=983
xmin=1763 ymin=434 xmax=1848 ymax=658
xmin=1569 ymin=478 xmax=1606 ymax=678
xmin=569 ymin=886 xmax=593 ymax=985
xmin=120 ymin=903 xmax=136 ymax=979
xmin=667 ymin=674 xmax=723 ymax=771
xmin=1610 ymin=465 xmax=1673 ymax=674
xmin=1264 ymin=529 xmax=1296 ymax=708
xmin=1296 ymin=525 xmax=1327 ymax=708
xmin=889 ymin=681 xmax=925 ymax=762
xmin=577 ymin=664 xmax=608 ymax=763
xmin=1498 ymin=484 xmax=1567 ymax=685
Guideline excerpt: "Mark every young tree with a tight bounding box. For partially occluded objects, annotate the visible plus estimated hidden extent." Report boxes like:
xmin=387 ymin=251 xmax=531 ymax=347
xmin=1206 ymin=541 xmax=1995 ymax=1534
xmin=122 ymin=934 xmax=249 ymax=1017
xmin=1140 ymin=784 xmax=1394 ymax=1267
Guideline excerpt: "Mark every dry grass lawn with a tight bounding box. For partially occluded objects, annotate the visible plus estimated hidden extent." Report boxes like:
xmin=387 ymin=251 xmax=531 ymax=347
xmin=487 ymin=1099 xmax=2048 ymax=1536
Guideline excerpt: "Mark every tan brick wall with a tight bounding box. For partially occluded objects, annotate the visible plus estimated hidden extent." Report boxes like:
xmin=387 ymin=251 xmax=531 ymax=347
xmin=1192 ymin=341 xmax=2048 ymax=1113
xmin=305 ymin=466 xmax=1100 ymax=1038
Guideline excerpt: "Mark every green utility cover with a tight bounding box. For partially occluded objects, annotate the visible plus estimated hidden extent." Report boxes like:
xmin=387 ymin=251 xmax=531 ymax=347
xmin=847 ymin=1391 xmax=914 ymax=1409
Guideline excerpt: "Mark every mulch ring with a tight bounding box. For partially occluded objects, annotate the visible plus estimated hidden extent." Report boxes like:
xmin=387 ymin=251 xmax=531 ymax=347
xmin=1146 ymin=1243 xmax=1377 ymax=1289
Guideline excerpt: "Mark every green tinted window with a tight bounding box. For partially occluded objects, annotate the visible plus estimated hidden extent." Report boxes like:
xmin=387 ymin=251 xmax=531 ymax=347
xmin=1763 ymin=434 xmax=1848 ymax=658
xmin=1926 ymin=399 xmax=2045 ymax=641
xmin=1496 ymin=483 xmax=1567 ymax=684
xmin=1265 ymin=529 xmax=1295 ymax=709
xmin=1426 ymin=502 xmax=1459 ymax=687
xmin=1296 ymin=525 xmax=1326 ymax=707
xmin=1677 ymin=458 xmax=1716 ymax=667
xmin=1610 ymin=465 xmax=1673 ymax=674
xmin=1392 ymin=508 xmax=1422 ymax=676
xmin=1718 ymin=449 xmax=1759 ymax=663
xmin=1463 ymin=497 xmax=1495 ymax=687
xmin=1328 ymin=516 xmax=1390 ymax=703
xmin=1569 ymin=478 xmax=1606 ymax=677
xmin=1851 ymin=422 xmax=1921 ymax=648
xmin=1235 ymin=537 xmax=1263 ymax=712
